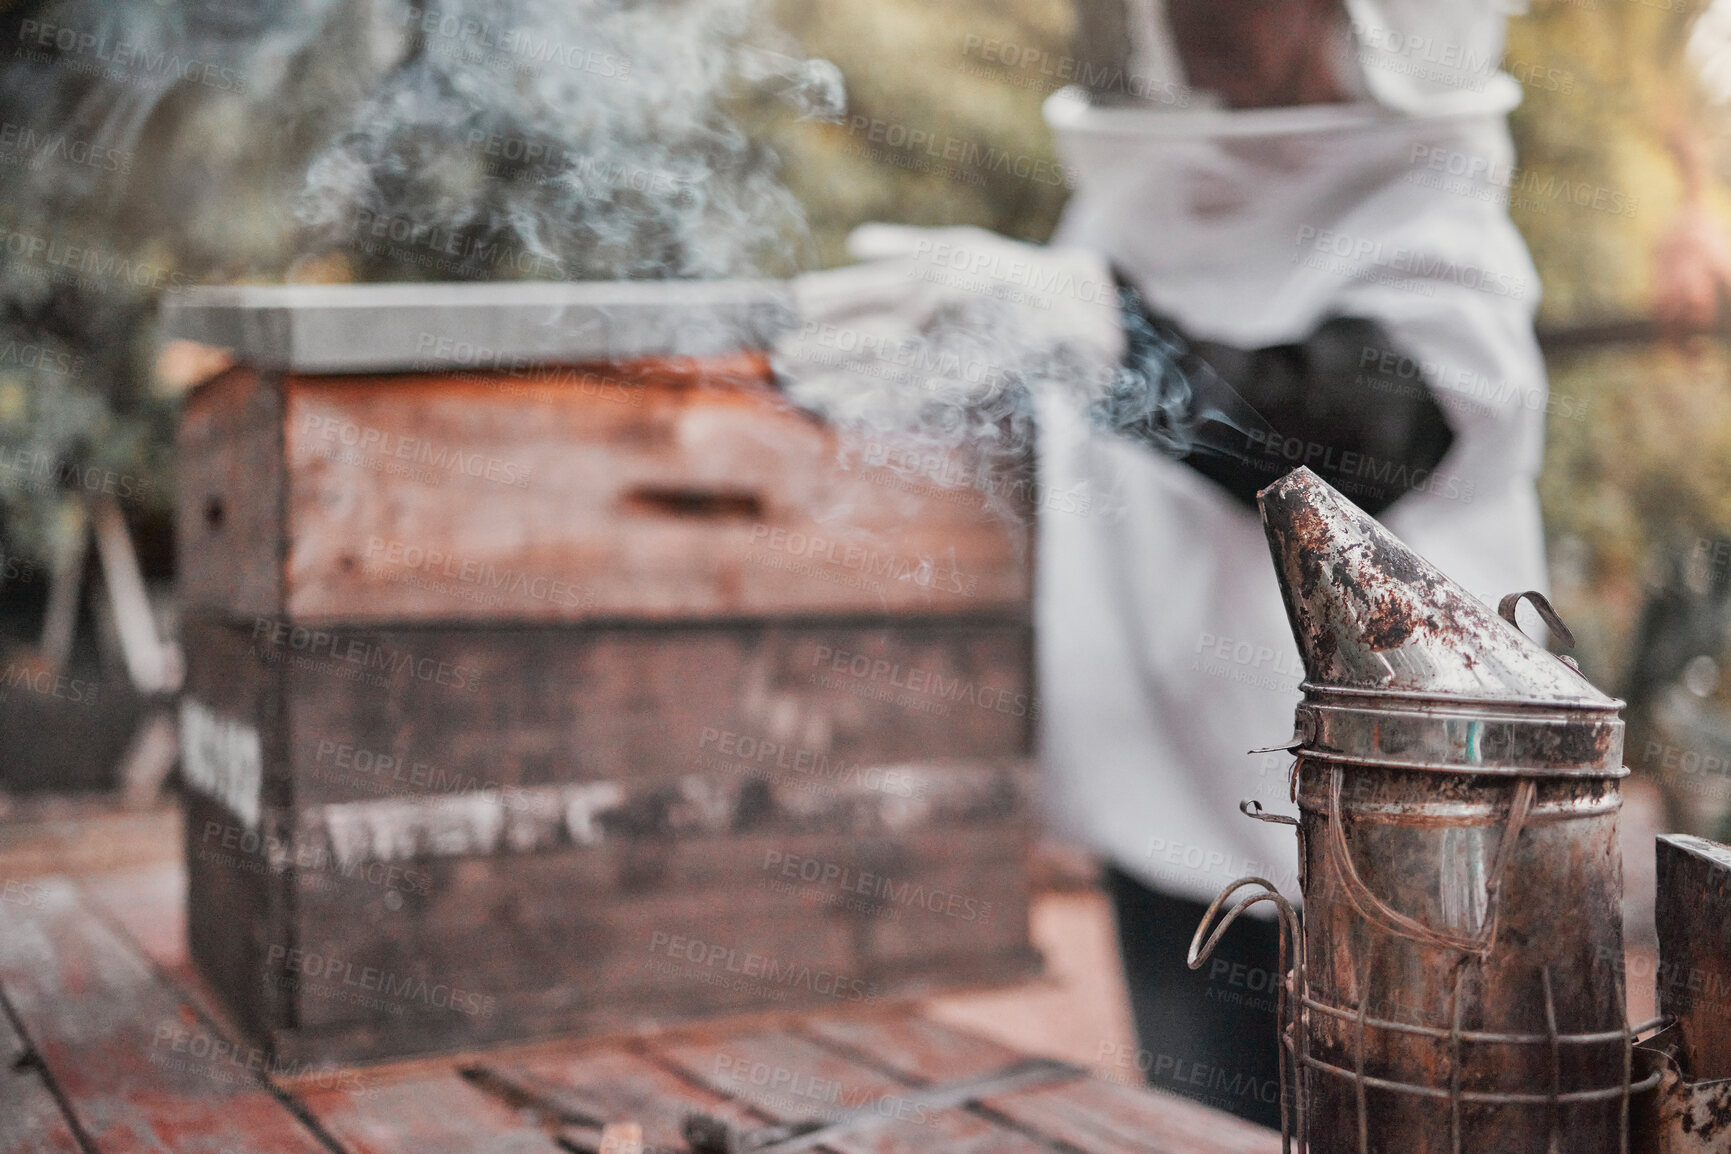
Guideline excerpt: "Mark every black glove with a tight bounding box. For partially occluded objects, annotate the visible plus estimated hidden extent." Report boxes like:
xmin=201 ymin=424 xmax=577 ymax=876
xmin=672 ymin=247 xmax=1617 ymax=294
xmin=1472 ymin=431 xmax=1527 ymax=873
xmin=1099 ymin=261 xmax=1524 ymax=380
xmin=1097 ymin=273 xmax=1456 ymax=516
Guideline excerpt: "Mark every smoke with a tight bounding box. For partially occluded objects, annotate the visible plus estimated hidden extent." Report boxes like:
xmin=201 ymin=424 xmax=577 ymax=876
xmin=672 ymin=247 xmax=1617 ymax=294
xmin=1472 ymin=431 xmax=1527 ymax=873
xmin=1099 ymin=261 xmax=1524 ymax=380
xmin=770 ymin=236 xmax=1252 ymax=524
xmin=0 ymin=0 xmax=375 ymax=561
xmin=296 ymin=0 xmax=845 ymax=281
xmin=0 ymin=0 xmax=840 ymax=560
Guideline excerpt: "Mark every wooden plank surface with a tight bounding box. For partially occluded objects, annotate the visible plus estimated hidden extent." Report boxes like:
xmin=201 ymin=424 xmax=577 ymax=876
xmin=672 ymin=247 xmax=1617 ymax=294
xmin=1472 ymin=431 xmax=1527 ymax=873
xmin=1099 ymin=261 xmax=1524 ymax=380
xmin=803 ymin=1015 xmax=1283 ymax=1154
xmin=0 ymin=865 xmax=1278 ymax=1154
xmin=0 ymin=877 xmax=332 ymax=1154
xmin=296 ymin=1070 xmax=564 ymax=1154
xmin=653 ymin=1026 xmax=1055 ymax=1152
xmin=483 ymin=1047 xmax=762 ymax=1151
xmin=0 ymin=1004 xmax=82 ymax=1154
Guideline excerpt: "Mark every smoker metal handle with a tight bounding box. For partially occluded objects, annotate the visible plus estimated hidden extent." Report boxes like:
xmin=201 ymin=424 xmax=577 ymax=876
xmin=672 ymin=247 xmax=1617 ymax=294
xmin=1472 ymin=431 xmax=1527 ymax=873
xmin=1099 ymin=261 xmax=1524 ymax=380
xmin=1497 ymin=590 xmax=1577 ymax=650
xmin=1188 ymin=877 xmax=1308 ymax=1154
xmin=1324 ymin=765 xmax=1536 ymax=957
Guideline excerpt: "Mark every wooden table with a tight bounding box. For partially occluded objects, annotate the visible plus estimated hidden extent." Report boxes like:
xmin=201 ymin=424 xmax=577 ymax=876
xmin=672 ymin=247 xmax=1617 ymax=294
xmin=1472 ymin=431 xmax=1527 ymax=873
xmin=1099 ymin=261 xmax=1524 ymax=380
xmin=0 ymin=871 xmax=1280 ymax=1154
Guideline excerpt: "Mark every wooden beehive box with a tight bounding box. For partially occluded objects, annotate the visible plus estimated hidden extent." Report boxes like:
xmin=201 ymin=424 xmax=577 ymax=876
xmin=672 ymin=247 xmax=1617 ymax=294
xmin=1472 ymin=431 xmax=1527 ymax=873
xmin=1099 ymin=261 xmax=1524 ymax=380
xmin=166 ymin=282 xmax=1040 ymax=1064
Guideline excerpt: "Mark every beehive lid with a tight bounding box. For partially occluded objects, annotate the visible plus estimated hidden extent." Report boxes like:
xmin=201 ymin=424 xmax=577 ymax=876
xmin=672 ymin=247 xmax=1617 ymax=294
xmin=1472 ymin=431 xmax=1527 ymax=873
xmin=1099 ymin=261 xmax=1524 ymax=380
xmin=160 ymin=280 xmax=796 ymax=373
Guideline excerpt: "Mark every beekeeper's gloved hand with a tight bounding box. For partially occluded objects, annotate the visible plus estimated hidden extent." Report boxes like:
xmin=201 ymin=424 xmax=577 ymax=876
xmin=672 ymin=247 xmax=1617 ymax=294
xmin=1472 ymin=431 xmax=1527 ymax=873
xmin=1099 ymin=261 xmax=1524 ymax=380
xmin=774 ymin=223 xmax=1457 ymax=517
xmin=771 ymin=224 xmax=1126 ymax=433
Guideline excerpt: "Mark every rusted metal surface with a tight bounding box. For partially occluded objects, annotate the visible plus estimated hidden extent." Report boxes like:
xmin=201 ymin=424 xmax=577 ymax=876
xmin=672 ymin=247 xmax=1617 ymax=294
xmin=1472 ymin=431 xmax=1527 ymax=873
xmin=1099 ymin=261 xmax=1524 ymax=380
xmin=1294 ymin=762 xmax=1634 ymax=1153
xmin=1258 ymin=468 xmax=1623 ymax=709
xmin=1193 ymin=468 xmax=1655 ymax=1153
xmin=1634 ymin=1025 xmax=1731 ymax=1154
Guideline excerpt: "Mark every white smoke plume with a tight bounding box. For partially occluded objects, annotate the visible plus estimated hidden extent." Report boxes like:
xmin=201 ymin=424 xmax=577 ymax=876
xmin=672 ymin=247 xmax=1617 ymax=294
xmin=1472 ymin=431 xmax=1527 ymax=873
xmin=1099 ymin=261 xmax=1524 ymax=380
xmin=296 ymin=0 xmax=845 ymax=281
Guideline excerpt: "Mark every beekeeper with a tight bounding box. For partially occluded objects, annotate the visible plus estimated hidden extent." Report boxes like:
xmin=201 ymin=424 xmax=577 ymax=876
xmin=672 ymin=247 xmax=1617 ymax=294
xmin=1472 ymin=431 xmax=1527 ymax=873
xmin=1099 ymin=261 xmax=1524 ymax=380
xmin=776 ymin=0 xmax=1548 ymax=1129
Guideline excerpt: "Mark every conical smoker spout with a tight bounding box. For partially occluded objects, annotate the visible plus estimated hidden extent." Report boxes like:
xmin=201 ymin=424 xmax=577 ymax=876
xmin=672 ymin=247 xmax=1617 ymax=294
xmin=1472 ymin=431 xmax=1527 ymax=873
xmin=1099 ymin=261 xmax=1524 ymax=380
xmin=1256 ymin=466 xmax=1617 ymax=708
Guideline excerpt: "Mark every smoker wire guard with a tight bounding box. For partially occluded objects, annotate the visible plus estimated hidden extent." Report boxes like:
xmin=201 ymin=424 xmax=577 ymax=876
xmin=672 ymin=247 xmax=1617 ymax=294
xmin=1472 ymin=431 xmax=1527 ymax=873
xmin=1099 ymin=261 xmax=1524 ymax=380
xmin=1186 ymin=593 xmax=1669 ymax=1154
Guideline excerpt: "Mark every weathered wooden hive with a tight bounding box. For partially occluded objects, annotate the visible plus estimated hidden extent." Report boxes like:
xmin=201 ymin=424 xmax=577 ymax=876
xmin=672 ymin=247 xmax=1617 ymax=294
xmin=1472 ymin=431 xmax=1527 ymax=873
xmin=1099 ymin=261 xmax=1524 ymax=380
xmin=165 ymin=281 xmax=1039 ymax=1064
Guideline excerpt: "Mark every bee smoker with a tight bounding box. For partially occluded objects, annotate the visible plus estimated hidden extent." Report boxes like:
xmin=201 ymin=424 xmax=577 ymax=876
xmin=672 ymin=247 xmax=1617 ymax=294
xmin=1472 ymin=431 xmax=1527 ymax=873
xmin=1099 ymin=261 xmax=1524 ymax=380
xmin=1191 ymin=467 xmax=1662 ymax=1153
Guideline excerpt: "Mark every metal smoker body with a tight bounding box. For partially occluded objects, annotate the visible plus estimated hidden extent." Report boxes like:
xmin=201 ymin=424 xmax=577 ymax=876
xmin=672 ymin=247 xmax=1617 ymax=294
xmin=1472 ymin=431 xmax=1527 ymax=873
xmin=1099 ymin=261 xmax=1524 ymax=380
xmin=1192 ymin=468 xmax=1661 ymax=1152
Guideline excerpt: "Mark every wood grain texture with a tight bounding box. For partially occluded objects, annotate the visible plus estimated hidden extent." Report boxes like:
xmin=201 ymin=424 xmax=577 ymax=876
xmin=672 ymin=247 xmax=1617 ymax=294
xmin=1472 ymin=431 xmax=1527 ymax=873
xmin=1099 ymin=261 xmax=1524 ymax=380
xmin=180 ymin=616 xmax=1038 ymax=1065
xmin=654 ymin=1027 xmax=1055 ymax=1153
xmin=184 ymin=617 xmax=1033 ymax=809
xmin=178 ymin=357 xmax=1031 ymax=624
xmin=0 ymin=877 xmax=330 ymax=1154
xmin=803 ymin=1016 xmax=1282 ymax=1154
xmin=488 ymin=1048 xmax=762 ymax=1151
xmin=982 ymin=1075 xmax=1283 ymax=1154
xmin=297 ymin=1071 xmax=564 ymax=1154
xmin=179 ymin=366 xmax=285 ymax=620
xmin=0 ymin=1003 xmax=81 ymax=1154
xmin=271 ymin=861 xmax=1036 ymax=1064
xmin=280 ymin=361 xmax=1027 ymax=623
xmin=1654 ymin=834 xmax=1731 ymax=1080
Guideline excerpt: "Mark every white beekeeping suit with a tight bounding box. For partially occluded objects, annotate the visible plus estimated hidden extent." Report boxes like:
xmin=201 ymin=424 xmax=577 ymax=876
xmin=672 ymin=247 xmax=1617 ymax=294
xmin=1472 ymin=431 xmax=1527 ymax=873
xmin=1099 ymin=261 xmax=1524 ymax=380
xmin=1036 ymin=0 xmax=1549 ymax=909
